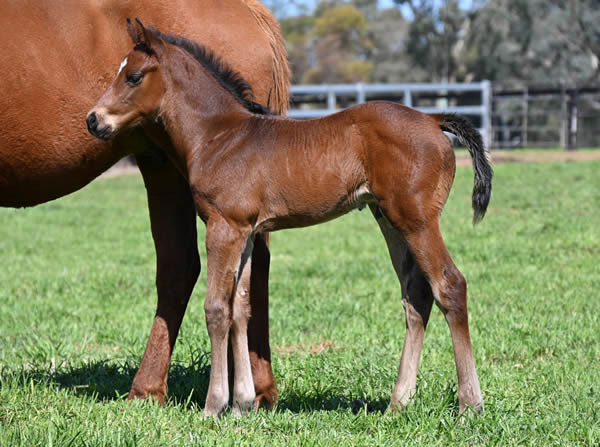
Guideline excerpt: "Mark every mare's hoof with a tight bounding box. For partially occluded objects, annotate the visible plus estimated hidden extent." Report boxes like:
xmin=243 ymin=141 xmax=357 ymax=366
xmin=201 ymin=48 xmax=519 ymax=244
xmin=127 ymin=384 xmax=167 ymax=405
xmin=253 ymin=388 xmax=278 ymax=410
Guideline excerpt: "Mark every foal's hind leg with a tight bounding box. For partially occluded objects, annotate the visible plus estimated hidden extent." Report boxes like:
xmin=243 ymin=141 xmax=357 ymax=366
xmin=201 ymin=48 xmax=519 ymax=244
xmin=395 ymin=219 xmax=483 ymax=413
xmin=370 ymin=205 xmax=434 ymax=410
xmin=375 ymin=195 xmax=483 ymax=413
xmin=247 ymin=233 xmax=277 ymax=410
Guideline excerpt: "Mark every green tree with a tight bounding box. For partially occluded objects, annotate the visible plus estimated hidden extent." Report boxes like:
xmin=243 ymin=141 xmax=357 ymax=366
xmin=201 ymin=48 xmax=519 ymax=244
xmin=393 ymin=0 xmax=473 ymax=82
xmin=307 ymin=4 xmax=374 ymax=82
xmin=461 ymin=0 xmax=599 ymax=83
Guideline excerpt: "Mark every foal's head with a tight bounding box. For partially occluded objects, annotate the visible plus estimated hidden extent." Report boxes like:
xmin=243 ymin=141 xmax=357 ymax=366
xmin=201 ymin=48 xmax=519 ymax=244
xmin=86 ymin=19 xmax=165 ymax=140
xmin=87 ymin=19 xmax=270 ymax=141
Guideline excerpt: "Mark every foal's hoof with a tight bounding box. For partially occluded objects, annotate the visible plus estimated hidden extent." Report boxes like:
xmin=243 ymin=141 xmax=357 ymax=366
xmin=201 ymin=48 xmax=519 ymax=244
xmin=232 ymin=399 xmax=255 ymax=417
xmin=204 ymin=396 xmax=229 ymax=418
xmin=387 ymin=396 xmax=411 ymax=414
xmin=203 ymin=405 xmax=228 ymax=418
xmin=459 ymin=400 xmax=484 ymax=416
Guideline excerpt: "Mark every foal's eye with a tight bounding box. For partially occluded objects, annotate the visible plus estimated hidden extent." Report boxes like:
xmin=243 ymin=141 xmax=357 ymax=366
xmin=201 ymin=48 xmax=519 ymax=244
xmin=126 ymin=72 xmax=144 ymax=86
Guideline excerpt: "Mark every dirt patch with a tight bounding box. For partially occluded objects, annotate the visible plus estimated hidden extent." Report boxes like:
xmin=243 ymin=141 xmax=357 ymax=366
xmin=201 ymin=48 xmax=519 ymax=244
xmin=456 ymin=150 xmax=600 ymax=167
xmin=275 ymin=339 xmax=340 ymax=355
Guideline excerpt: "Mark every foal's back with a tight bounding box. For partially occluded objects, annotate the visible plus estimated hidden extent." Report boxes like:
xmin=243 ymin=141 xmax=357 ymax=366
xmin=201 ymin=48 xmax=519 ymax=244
xmin=242 ymin=102 xmax=455 ymax=232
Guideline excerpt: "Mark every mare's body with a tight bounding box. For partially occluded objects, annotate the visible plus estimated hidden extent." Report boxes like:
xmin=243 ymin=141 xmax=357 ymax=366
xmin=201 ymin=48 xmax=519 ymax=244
xmin=89 ymin=22 xmax=492 ymax=417
xmin=0 ymin=0 xmax=288 ymax=407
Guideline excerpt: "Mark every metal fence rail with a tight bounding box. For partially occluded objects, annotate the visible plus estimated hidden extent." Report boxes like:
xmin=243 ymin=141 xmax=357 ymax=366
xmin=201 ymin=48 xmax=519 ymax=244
xmin=491 ymin=84 xmax=600 ymax=149
xmin=288 ymin=81 xmax=492 ymax=148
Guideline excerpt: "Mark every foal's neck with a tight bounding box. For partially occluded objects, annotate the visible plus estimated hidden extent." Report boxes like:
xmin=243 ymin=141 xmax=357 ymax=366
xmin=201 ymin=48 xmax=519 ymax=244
xmin=159 ymin=47 xmax=254 ymax=173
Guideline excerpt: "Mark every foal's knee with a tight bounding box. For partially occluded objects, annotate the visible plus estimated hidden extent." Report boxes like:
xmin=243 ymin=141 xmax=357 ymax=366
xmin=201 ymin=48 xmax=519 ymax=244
xmin=204 ymin=299 xmax=231 ymax=337
xmin=435 ymin=265 xmax=468 ymax=322
xmin=232 ymin=289 xmax=251 ymax=331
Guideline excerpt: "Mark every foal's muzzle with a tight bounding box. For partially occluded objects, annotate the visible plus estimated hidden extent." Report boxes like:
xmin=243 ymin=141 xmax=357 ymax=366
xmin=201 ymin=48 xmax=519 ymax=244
xmin=86 ymin=111 xmax=113 ymax=141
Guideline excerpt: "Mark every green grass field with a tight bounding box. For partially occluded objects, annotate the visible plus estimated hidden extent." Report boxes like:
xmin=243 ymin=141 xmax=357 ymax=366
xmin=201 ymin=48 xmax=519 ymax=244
xmin=1 ymin=161 xmax=599 ymax=446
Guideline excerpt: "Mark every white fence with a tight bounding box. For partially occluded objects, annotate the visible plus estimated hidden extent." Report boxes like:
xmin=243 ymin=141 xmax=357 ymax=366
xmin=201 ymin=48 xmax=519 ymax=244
xmin=288 ymin=81 xmax=493 ymax=148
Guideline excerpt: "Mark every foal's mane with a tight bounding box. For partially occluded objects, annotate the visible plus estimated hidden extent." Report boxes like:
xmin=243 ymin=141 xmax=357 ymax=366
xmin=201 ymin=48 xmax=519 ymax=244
xmin=146 ymin=27 xmax=272 ymax=115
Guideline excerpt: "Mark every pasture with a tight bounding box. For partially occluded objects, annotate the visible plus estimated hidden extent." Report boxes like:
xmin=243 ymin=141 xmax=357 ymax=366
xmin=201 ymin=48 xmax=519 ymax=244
xmin=1 ymin=160 xmax=599 ymax=446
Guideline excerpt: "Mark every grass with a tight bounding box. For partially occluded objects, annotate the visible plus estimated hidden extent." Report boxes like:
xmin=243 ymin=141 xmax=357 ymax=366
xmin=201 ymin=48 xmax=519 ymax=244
xmin=1 ymin=161 xmax=599 ymax=446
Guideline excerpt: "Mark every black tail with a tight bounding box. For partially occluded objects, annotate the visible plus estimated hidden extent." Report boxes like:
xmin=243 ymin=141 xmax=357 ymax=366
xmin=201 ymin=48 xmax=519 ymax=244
xmin=434 ymin=114 xmax=493 ymax=224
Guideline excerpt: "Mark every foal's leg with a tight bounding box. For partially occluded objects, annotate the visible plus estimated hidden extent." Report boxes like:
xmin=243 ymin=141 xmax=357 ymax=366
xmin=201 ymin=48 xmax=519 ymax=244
xmin=247 ymin=233 xmax=277 ymax=409
xmin=230 ymin=233 xmax=276 ymax=409
xmin=369 ymin=205 xmax=434 ymax=410
xmin=203 ymin=220 xmax=253 ymax=417
xmin=392 ymin=217 xmax=483 ymax=413
xmin=230 ymin=238 xmax=257 ymax=415
xmin=128 ymin=151 xmax=200 ymax=403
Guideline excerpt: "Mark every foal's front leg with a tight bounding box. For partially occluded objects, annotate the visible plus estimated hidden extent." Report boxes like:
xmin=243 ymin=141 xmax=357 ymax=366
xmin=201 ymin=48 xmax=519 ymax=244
xmin=203 ymin=220 xmax=254 ymax=417
xmin=230 ymin=238 xmax=257 ymax=415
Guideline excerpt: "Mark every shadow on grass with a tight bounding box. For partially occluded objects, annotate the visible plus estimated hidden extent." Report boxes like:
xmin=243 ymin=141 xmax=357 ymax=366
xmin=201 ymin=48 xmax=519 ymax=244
xmin=4 ymin=353 xmax=211 ymax=408
xmin=275 ymin=383 xmax=461 ymax=416
xmin=3 ymin=355 xmax=419 ymax=415
xmin=276 ymin=391 xmax=388 ymax=414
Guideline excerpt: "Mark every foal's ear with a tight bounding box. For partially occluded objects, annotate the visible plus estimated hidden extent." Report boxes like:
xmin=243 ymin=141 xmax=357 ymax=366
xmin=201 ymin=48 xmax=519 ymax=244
xmin=126 ymin=17 xmax=154 ymax=51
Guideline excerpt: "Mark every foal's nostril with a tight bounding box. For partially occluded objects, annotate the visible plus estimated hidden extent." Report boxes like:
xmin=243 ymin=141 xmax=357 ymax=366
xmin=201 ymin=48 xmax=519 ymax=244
xmin=86 ymin=112 xmax=98 ymax=131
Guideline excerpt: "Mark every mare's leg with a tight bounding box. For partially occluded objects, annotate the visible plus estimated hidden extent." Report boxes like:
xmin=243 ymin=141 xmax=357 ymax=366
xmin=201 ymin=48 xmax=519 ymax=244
xmin=203 ymin=220 xmax=253 ymax=417
xmin=128 ymin=150 xmax=200 ymax=403
xmin=247 ymin=233 xmax=277 ymax=409
xmin=381 ymin=204 xmax=483 ymax=413
xmin=369 ymin=205 xmax=434 ymax=410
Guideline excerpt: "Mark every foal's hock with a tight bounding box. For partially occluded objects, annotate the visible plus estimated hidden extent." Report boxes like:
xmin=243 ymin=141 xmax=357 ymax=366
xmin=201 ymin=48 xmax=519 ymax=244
xmin=88 ymin=19 xmax=492 ymax=417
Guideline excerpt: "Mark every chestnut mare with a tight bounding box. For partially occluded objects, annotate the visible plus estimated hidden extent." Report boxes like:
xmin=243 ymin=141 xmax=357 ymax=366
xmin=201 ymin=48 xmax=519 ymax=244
xmin=0 ymin=1 xmax=289 ymax=408
xmin=89 ymin=20 xmax=492 ymax=417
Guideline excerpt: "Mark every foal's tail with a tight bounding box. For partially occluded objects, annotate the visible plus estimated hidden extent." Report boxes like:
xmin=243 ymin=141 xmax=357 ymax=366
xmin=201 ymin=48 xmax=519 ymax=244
xmin=433 ymin=114 xmax=493 ymax=224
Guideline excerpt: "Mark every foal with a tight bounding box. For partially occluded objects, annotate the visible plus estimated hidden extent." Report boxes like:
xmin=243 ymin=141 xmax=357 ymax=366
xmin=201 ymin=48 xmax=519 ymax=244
xmin=88 ymin=19 xmax=492 ymax=417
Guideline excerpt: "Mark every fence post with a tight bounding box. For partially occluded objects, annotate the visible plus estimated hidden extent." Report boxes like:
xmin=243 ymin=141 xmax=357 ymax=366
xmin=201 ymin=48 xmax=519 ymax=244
xmin=522 ymin=86 xmax=529 ymax=147
xmin=403 ymin=90 xmax=412 ymax=108
xmin=356 ymin=83 xmax=366 ymax=104
xmin=327 ymin=90 xmax=336 ymax=112
xmin=481 ymin=80 xmax=492 ymax=150
xmin=567 ymin=89 xmax=578 ymax=151
xmin=560 ymin=83 xmax=567 ymax=149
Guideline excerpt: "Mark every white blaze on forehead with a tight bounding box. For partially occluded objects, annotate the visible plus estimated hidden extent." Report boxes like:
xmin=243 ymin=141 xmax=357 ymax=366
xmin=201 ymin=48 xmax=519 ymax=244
xmin=117 ymin=57 xmax=128 ymax=76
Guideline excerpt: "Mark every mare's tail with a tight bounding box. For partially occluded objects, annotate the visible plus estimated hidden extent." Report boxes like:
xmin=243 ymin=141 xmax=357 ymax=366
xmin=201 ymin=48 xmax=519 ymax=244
xmin=432 ymin=114 xmax=493 ymax=224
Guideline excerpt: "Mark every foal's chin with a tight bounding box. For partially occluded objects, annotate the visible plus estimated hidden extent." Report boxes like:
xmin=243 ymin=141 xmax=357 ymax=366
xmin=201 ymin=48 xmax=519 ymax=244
xmin=86 ymin=125 xmax=114 ymax=141
xmin=89 ymin=122 xmax=137 ymax=141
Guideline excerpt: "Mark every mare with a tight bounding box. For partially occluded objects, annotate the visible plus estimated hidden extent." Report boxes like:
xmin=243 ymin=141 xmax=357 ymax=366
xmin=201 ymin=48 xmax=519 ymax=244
xmin=0 ymin=0 xmax=289 ymax=408
xmin=89 ymin=20 xmax=493 ymax=417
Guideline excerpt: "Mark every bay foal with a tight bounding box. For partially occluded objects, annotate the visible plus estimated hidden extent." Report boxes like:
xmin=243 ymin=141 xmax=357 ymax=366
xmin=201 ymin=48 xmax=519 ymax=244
xmin=88 ymin=20 xmax=492 ymax=417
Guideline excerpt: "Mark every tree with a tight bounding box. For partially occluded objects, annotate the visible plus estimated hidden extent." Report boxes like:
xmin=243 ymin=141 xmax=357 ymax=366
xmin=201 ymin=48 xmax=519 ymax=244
xmin=309 ymin=4 xmax=373 ymax=83
xmin=393 ymin=0 xmax=473 ymax=82
xmin=461 ymin=0 xmax=599 ymax=84
xmin=366 ymin=7 xmax=416 ymax=82
xmin=275 ymin=0 xmax=600 ymax=85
